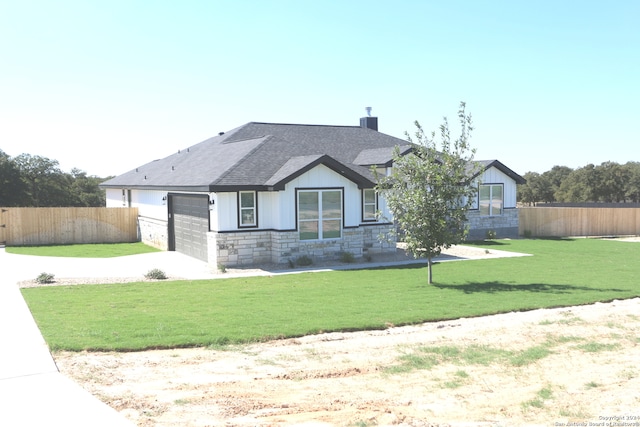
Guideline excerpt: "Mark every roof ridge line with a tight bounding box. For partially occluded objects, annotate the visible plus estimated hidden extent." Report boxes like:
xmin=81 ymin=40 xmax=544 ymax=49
xmin=249 ymin=121 xmax=361 ymax=129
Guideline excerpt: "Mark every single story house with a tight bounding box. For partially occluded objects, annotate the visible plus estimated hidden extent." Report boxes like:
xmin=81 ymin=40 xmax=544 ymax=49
xmin=100 ymin=116 xmax=525 ymax=267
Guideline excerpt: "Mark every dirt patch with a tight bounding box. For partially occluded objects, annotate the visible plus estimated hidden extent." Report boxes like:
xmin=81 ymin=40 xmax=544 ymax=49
xmin=55 ymin=298 xmax=640 ymax=426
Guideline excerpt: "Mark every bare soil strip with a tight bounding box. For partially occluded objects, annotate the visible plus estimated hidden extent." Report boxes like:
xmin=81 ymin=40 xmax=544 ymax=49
xmin=55 ymin=298 xmax=640 ymax=426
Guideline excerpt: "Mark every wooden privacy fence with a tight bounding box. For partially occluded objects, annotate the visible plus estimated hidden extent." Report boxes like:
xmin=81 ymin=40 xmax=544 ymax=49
xmin=519 ymin=207 xmax=640 ymax=237
xmin=0 ymin=207 xmax=139 ymax=246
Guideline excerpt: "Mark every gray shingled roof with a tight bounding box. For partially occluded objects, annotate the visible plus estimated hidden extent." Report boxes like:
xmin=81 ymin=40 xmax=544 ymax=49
xmin=100 ymin=121 xmax=525 ymax=191
xmin=100 ymin=122 xmax=414 ymax=191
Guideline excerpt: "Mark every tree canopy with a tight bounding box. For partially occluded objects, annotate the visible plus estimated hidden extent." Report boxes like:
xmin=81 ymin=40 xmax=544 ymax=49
xmin=375 ymin=103 xmax=481 ymax=284
xmin=518 ymin=161 xmax=640 ymax=205
xmin=0 ymin=150 xmax=110 ymax=207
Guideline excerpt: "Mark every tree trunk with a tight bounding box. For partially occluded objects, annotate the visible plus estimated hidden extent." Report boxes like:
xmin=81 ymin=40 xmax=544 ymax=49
xmin=427 ymin=255 xmax=433 ymax=284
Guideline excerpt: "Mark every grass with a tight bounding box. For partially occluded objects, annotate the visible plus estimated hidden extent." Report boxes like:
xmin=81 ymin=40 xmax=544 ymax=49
xmin=539 ymin=315 xmax=584 ymax=326
xmin=443 ymin=370 xmax=472 ymax=390
xmin=385 ymin=331 xmax=606 ymax=374
xmin=522 ymin=386 xmax=554 ymax=410
xmin=575 ymin=342 xmax=620 ymax=353
xmin=385 ymin=342 xmax=554 ymax=374
xmin=508 ymin=345 xmax=551 ymax=367
xmin=20 ymin=238 xmax=640 ymax=351
xmin=6 ymin=242 xmax=159 ymax=258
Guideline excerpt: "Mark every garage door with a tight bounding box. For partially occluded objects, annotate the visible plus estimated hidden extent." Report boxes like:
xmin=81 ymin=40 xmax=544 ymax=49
xmin=169 ymin=194 xmax=209 ymax=261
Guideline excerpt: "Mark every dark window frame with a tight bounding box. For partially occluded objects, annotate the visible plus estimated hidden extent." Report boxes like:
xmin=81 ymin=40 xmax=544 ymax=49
xmin=362 ymin=188 xmax=378 ymax=222
xmin=237 ymin=190 xmax=258 ymax=228
xmin=295 ymin=187 xmax=344 ymax=241
xmin=478 ymin=183 xmax=504 ymax=216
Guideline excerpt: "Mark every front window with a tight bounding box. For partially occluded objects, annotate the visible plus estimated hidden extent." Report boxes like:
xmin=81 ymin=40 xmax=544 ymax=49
xmin=239 ymin=191 xmax=256 ymax=227
xmin=363 ymin=188 xmax=377 ymax=221
xmin=298 ymin=190 xmax=342 ymax=240
xmin=479 ymin=184 xmax=503 ymax=216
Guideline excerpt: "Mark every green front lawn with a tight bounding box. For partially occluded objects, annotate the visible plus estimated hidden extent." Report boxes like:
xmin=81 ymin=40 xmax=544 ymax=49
xmin=21 ymin=238 xmax=640 ymax=351
xmin=6 ymin=242 xmax=159 ymax=258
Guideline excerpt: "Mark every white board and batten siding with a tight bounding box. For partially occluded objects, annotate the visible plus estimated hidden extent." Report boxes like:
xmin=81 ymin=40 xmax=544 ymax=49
xmin=105 ymin=188 xmax=125 ymax=208
xmin=106 ymin=188 xmax=168 ymax=220
xmin=215 ymin=164 xmax=388 ymax=232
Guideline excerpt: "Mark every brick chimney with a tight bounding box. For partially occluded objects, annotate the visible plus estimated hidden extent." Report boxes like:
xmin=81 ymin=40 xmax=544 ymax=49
xmin=359 ymin=106 xmax=378 ymax=131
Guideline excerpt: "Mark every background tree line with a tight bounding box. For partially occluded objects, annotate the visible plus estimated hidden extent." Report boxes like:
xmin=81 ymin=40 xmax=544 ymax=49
xmin=0 ymin=149 xmax=111 ymax=207
xmin=518 ymin=161 xmax=640 ymax=205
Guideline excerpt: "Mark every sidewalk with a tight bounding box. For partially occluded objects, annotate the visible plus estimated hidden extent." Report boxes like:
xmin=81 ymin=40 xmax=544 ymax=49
xmin=0 ymin=249 xmax=151 ymax=427
xmin=0 ymin=248 xmax=292 ymax=426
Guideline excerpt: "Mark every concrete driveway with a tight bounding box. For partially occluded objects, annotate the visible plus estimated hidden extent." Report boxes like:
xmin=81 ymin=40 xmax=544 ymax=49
xmin=3 ymin=249 xmax=219 ymax=283
xmin=0 ymin=248 xmax=221 ymax=427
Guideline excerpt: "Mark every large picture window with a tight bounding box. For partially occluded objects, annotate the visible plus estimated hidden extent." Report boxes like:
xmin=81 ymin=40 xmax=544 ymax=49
xmin=362 ymin=188 xmax=377 ymax=221
xmin=479 ymin=184 xmax=503 ymax=216
xmin=298 ymin=190 xmax=342 ymax=240
xmin=239 ymin=191 xmax=257 ymax=227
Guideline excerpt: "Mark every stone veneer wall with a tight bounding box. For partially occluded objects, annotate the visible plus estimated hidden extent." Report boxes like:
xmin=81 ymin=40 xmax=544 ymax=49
xmin=465 ymin=208 xmax=519 ymax=240
xmin=139 ymin=216 xmax=168 ymax=250
xmin=213 ymin=224 xmax=396 ymax=267
xmin=139 ymin=212 xmax=519 ymax=267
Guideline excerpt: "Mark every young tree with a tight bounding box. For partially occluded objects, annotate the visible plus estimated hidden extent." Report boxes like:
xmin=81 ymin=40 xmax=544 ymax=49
xmin=375 ymin=103 xmax=481 ymax=284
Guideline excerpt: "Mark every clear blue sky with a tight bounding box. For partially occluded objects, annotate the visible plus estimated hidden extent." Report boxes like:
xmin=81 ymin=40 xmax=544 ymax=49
xmin=1 ymin=0 xmax=638 ymax=177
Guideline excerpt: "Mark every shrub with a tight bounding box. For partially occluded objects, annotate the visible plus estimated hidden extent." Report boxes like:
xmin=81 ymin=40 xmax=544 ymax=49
xmin=36 ymin=272 xmax=55 ymax=284
xmin=296 ymin=255 xmax=313 ymax=266
xmin=523 ymin=229 xmax=533 ymax=239
xmin=144 ymin=268 xmax=167 ymax=280
xmin=339 ymin=251 xmax=355 ymax=263
xmin=217 ymin=264 xmax=227 ymax=273
xmin=485 ymin=230 xmax=497 ymax=240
